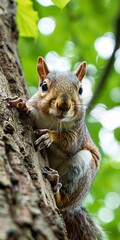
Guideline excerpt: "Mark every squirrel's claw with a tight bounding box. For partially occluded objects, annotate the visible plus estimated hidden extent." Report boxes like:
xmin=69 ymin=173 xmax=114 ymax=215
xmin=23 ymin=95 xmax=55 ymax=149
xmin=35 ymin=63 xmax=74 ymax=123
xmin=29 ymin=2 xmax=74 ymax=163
xmin=53 ymin=182 xmax=62 ymax=194
xmin=43 ymin=166 xmax=58 ymax=175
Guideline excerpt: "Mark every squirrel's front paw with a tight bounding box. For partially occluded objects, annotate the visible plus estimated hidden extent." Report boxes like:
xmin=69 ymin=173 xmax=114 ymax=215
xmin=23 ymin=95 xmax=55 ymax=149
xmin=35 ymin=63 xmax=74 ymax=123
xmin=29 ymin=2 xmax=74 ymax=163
xmin=34 ymin=129 xmax=53 ymax=151
xmin=4 ymin=96 xmax=28 ymax=111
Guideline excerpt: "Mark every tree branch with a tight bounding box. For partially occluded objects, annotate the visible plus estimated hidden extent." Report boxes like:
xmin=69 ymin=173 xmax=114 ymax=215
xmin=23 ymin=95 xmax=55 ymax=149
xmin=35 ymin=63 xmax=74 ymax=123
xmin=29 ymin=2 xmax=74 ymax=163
xmin=87 ymin=14 xmax=120 ymax=112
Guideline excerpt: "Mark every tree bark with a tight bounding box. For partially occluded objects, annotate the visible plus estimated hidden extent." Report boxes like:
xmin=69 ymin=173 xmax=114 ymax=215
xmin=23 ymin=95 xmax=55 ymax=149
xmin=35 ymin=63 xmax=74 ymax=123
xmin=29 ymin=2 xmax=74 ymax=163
xmin=0 ymin=1 xmax=66 ymax=239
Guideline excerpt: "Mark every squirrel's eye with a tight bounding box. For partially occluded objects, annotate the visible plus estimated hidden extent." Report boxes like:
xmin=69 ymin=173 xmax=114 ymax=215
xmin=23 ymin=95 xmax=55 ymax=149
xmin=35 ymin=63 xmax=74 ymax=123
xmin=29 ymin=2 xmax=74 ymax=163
xmin=41 ymin=82 xmax=48 ymax=92
xmin=79 ymin=86 xmax=83 ymax=95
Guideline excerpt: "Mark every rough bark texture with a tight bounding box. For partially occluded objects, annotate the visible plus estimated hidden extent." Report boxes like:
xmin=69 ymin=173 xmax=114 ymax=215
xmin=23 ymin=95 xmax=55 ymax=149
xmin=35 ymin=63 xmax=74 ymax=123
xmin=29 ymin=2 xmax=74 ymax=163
xmin=0 ymin=1 xmax=66 ymax=239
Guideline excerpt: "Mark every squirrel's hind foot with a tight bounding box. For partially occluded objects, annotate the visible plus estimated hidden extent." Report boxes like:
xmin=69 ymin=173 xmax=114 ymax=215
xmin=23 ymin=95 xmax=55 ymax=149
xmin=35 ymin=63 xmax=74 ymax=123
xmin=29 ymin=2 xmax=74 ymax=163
xmin=42 ymin=166 xmax=62 ymax=194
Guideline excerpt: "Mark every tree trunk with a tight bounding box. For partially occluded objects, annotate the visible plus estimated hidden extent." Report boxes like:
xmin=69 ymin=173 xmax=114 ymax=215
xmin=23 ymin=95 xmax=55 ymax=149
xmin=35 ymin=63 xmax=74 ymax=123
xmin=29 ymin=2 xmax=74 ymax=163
xmin=0 ymin=1 xmax=66 ymax=239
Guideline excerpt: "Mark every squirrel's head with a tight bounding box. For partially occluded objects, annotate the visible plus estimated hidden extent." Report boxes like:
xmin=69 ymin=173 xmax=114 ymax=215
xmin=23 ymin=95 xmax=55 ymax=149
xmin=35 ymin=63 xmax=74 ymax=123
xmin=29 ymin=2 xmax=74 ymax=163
xmin=36 ymin=57 xmax=86 ymax=123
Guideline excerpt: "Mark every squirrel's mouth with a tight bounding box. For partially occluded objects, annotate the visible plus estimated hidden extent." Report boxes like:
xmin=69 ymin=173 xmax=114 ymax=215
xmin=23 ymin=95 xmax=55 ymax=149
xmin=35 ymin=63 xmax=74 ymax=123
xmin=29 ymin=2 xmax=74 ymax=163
xmin=55 ymin=113 xmax=74 ymax=122
xmin=49 ymin=107 xmax=75 ymax=122
xmin=56 ymin=115 xmax=63 ymax=120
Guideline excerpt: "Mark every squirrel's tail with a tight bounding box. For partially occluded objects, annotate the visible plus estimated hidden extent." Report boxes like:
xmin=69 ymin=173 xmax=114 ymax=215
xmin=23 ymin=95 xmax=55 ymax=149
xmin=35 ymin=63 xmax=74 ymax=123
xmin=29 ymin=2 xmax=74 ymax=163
xmin=62 ymin=206 xmax=105 ymax=240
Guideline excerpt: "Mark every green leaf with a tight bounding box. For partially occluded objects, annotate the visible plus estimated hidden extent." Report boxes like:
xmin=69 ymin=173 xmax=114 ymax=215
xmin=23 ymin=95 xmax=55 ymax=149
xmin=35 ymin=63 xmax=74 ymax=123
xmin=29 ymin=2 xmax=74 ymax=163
xmin=16 ymin=0 xmax=38 ymax=37
xmin=51 ymin=0 xmax=71 ymax=9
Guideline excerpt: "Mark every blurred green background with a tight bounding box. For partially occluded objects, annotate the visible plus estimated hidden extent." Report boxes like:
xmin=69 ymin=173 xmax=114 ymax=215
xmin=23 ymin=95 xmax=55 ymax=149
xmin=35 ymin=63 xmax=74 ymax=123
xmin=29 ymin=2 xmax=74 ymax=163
xmin=16 ymin=0 xmax=120 ymax=239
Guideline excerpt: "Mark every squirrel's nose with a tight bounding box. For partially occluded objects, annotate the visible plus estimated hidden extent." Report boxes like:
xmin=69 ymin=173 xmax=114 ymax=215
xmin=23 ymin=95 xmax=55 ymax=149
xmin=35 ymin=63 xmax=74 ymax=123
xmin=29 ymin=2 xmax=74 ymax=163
xmin=56 ymin=96 xmax=71 ymax=112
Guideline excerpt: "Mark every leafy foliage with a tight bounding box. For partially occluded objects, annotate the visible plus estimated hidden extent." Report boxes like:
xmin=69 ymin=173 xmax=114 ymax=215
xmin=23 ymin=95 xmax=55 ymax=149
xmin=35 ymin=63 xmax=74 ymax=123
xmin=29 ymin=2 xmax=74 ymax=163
xmin=17 ymin=0 xmax=120 ymax=239
xmin=51 ymin=0 xmax=71 ymax=9
xmin=16 ymin=0 xmax=38 ymax=37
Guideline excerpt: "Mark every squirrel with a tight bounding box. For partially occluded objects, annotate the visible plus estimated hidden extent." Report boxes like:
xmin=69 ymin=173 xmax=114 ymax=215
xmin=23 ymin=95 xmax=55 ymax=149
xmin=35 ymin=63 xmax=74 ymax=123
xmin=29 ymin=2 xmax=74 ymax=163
xmin=6 ymin=57 xmax=105 ymax=240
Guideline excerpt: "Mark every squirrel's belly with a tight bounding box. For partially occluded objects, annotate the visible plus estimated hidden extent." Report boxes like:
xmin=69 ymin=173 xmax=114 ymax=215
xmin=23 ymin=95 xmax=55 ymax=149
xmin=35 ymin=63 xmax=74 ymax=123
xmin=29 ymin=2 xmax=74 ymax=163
xmin=47 ymin=144 xmax=67 ymax=170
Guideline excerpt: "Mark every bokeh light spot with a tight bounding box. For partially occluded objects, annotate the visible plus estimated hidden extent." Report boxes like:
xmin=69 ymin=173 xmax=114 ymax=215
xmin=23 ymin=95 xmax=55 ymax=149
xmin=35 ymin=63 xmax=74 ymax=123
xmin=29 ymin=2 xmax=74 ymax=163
xmin=38 ymin=17 xmax=56 ymax=35
xmin=114 ymin=48 xmax=120 ymax=74
xmin=36 ymin=0 xmax=54 ymax=7
xmin=94 ymin=33 xmax=115 ymax=59
xmin=98 ymin=207 xmax=114 ymax=223
xmin=110 ymin=87 xmax=120 ymax=103
xmin=105 ymin=192 xmax=120 ymax=210
xmin=45 ymin=51 xmax=71 ymax=71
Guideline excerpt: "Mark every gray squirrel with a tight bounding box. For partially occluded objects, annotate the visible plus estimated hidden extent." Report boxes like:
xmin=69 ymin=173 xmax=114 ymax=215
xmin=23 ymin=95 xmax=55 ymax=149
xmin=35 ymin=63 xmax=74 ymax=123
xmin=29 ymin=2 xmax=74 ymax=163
xmin=7 ymin=57 xmax=105 ymax=240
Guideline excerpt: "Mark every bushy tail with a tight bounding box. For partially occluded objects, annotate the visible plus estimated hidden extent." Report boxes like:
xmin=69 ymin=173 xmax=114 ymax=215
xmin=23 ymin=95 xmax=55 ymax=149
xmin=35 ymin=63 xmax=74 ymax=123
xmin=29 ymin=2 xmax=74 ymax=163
xmin=62 ymin=206 xmax=105 ymax=240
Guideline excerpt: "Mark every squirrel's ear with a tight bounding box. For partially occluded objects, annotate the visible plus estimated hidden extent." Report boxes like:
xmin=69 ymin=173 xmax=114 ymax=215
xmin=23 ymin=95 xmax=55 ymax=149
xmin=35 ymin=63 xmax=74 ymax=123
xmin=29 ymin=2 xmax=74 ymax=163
xmin=75 ymin=61 xmax=87 ymax=81
xmin=37 ymin=57 xmax=50 ymax=84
